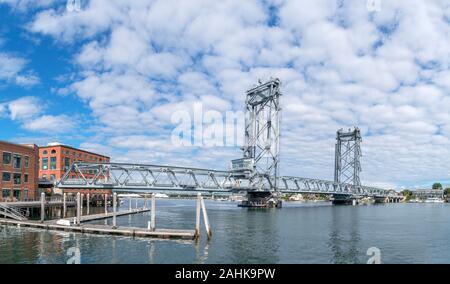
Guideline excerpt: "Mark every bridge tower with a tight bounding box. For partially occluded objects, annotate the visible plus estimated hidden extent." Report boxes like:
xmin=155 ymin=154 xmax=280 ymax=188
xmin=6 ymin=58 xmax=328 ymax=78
xmin=334 ymin=127 xmax=362 ymax=186
xmin=235 ymin=78 xmax=282 ymax=208
xmin=333 ymin=127 xmax=362 ymax=204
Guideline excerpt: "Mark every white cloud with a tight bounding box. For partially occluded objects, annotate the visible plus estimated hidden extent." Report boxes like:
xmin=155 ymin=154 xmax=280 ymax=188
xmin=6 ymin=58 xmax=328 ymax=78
xmin=5 ymin=96 xmax=41 ymax=120
xmin=0 ymin=53 xmax=39 ymax=86
xmin=14 ymin=0 xmax=450 ymax=188
xmin=23 ymin=114 xmax=75 ymax=133
xmin=1 ymin=96 xmax=76 ymax=134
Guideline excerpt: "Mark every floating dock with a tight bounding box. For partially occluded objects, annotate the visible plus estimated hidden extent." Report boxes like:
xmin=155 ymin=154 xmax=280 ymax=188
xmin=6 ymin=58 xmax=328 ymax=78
xmin=0 ymin=218 xmax=196 ymax=240
xmin=0 ymin=193 xmax=214 ymax=240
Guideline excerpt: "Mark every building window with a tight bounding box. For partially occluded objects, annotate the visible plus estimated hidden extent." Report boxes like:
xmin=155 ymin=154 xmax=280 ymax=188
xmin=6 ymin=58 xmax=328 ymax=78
xmin=2 ymin=189 xmax=10 ymax=199
xmin=13 ymin=154 xmax=21 ymax=169
xmin=42 ymin=157 xmax=48 ymax=170
xmin=43 ymin=150 xmax=48 ymax=155
xmin=50 ymin=157 xmax=57 ymax=170
xmin=51 ymin=149 xmax=56 ymax=154
xmin=13 ymin=173 xmax=21 ymax=185
xmin=65 ymin=157 xmax=70 ymax=170
xmin=2 ymin=172 xmax=11 ymax=182
xmin=24 ymin=189 xmax=29 ymax=200
xmin=13 ymin=189 xmax=21 ymax=200
xmin=24 ymin=156 xmax=29 ymax=168
xmin=50 ymin=174 xmax=56 ymax=181
xmin=24 ymin=174 xmax=29 ymax=183
xmin=2 ymin=152 xmax=12 ymax=165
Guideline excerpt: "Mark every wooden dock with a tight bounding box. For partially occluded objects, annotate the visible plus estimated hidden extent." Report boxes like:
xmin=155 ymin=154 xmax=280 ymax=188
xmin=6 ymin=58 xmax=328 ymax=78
xmin=46 ymin=208 xmax=151 ymax=224
xmin=1 ymin=192 xmax=212 ymax=241
xmin=0 ymin=219 xmax=196 ymax=239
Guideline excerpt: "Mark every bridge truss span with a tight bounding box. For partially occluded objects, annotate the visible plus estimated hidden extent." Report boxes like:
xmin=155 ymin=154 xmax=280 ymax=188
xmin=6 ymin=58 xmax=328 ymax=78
xmin=57 ymin=162 xmax=392 ymax=198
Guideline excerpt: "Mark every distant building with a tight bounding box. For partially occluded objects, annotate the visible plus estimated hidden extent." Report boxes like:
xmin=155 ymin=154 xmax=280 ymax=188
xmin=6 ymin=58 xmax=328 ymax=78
xmin=0 ymin=141 xmax=39 ymax=201
xmin=38 ymin=142 xmax=110 ymax=182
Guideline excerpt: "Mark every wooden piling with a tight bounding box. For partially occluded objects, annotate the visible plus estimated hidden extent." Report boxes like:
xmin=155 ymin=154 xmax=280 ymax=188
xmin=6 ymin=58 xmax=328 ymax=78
xmin=150 ymin=194 xmax=156 ymax=231
xmin=200 ymin=196 xmax=212 ymax=240
xmin=144 ymin=195 xmax=147 ymax=209
xmin=195 ymin=193 xmax=201 ymax=238
xmin=76 ymin=192 xmax=81 ymax=226
xmin=87 ymin=193 xmax=90 ymax=215
xmin=63 ymin=193 xmax=67 ymax=218
xmin=40 ymin=192 xmax=45 ymax=223
xmin=80 ymin=194 xmax=84 ymax=216
xmin=104 ymin=194 xmax=108 ymax=215
xmin=113 ymin=193 xmax=117 ymax=228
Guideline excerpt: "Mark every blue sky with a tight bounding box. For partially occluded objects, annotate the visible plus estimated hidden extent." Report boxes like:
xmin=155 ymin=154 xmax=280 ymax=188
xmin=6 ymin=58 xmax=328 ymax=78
xmin=1 ymin=0 xmax=450 ymax=189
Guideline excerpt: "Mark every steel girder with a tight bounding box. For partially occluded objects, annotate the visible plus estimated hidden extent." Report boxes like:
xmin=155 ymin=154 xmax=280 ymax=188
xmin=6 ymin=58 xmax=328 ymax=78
xmin=57 ymin=162 xmax=391 ymax=198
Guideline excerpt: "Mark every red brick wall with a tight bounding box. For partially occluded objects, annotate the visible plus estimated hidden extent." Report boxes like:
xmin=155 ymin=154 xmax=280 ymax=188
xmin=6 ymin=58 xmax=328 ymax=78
xmin=0 ymin=141 xmax=39 ymax=201
xmin=38 ymin=145 xmax=110 ymax=181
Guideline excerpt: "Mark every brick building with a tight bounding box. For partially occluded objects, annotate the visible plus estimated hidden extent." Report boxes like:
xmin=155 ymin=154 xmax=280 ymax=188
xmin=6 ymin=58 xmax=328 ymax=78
xmin=38 ymin=143 xmax=112 ymax=197
xmin=39 ymin=143 xmax=110 ymax=181
xmin=0 ymin=141 xmax=39 ymax=202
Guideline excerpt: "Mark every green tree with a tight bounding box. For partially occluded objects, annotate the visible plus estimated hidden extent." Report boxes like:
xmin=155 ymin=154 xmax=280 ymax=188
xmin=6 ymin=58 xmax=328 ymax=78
xmin=444 ymin=188 xmax=450 ymax=196
xmin=432 ymin=182 xmax=443 ymax=190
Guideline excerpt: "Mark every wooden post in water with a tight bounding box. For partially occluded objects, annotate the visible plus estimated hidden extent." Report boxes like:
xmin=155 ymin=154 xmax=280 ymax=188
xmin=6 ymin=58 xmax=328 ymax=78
xmin=104 ymin=194 xmax=108 ymax=215
xmin=195 ymin=193 xmax=201 ymax=238
xmin=80 ymin=194 xmax=84 ymax=216
xmin=113 ymin=193 xmax=117 ymax=228
xmin=63 ymin=193 xmax=67 ymax=218
xmin=40 ymin=192 xmax=45 ymax=223
xmin=76 ymin=192 xmax=81 ymax=226
xmin=87 ymin=193 xmax=90 ymax=215
xmin=150 ymin=193 xmax=156 ymax=231
xmin=144 ymin=195 xmax=147 ymax=209
xmin=129 ymin=197 xmax=132 ymax=212
xmin=200 ymin=196 xmax=212 ymax=240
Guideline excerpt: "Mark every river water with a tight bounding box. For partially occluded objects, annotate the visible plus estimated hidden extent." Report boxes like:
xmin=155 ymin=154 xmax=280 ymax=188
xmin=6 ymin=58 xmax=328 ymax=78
xmin=1 ymin=199 xmax=449 ymax=264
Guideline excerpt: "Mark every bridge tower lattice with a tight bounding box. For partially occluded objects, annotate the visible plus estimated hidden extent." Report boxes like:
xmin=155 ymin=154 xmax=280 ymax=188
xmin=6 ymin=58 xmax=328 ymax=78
xmin=242 ymin=78 xmax=281 ymax=190
xmin=334 ymin=127 xmax=362 ymax=187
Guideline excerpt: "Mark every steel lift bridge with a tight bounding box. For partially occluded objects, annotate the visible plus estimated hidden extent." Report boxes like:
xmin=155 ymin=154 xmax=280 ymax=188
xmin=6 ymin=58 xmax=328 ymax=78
xmin=58 ymin=79 xmax=394 ymax=207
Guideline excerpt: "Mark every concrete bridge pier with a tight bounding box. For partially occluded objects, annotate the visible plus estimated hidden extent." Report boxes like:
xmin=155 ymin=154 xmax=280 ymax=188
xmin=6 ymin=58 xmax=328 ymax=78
xmin=239 ymin=192 xmax=282 ymax=208
xmin=331 ymin=194 xmax=353 ymax=205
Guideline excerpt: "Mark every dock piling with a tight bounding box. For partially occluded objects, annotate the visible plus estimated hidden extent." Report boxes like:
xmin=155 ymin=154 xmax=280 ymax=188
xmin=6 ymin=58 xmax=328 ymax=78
xmin=144 ymin=195 xmax=147 ymax=209
xmin=129 ymin=197 xmax=132 ymax=212
xmin=40 ymin=192 xmax=45 ymax=223
xmin=63 ymin=193 xmax=67 ymax=218
xmin=200 ymin=196 xmax=212 ymax=240
xmin=195 ymin=193 xmax=201 ymax=238
xmin=80 ymin=194 xmax=84 ymax=216
xmin=87 ymin=193 xmax=90 ymax=215
xmin=150 ymin=194 xmax=156 ymax=231
xmin=104 ymin=194 xmax=108 ymax=215
xmin=76 ymin=192 xmax=81 ymax=226
xmin=113 ymin=193 xmax=117 ymax=228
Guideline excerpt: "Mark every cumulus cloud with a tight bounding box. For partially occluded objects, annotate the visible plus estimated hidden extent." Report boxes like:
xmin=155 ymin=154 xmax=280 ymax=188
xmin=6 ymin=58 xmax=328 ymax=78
xmin=1 ymin=96 xmax=75 ymax=133
xmin=8 ymin=0 xmax=450 ymax=188
xmin=0 ymin=53 xmax=39 ymax=86
xmin=23 ymin=114 xmax=75 ymax=133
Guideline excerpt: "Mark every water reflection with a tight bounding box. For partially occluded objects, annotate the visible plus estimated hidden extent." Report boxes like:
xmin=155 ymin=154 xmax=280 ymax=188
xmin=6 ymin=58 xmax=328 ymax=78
xmin=328 ymin=206 xmax=361 ymax=263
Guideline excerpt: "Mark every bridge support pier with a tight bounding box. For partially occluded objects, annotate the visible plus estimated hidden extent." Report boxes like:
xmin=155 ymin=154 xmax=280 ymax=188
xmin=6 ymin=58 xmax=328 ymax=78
xmin=239 ymin=192 xmax=282 ymax=208
xmin=331 ymin=194 xmax=353 ymax=205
